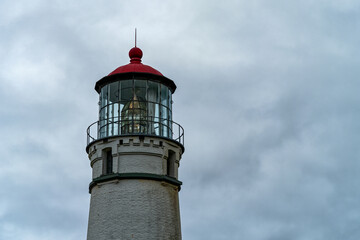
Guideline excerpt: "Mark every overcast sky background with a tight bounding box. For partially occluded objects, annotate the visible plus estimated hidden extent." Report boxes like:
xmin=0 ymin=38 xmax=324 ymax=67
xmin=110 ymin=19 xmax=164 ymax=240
xmin=1 ymin=0 xmax=360 ymax=239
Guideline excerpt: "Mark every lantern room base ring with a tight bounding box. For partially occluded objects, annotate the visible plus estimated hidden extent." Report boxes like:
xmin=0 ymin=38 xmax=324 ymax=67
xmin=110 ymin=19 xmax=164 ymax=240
xmin=89 ymin=173 xmax=182 ymax=193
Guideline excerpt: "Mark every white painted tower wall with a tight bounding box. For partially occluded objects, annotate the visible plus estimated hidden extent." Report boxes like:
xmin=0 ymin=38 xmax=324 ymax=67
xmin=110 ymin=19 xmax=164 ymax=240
xmin=86 ymin=136 xmax=183 ymax=240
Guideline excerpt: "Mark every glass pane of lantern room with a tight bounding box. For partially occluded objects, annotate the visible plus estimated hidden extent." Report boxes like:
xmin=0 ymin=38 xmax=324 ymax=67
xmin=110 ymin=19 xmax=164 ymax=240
xmin=168 ymin=89 xmax=172 ymax=137
xmin=161 ymin=106 xmax=169 ymax=137
xmin=121 ymin=80 xmax=133 ymax=121
xmin=120 ymin=80 xmax=133 ymax=134
xmin=154 ymin=104 xmax=160 ymax=135
xmin=109 ymin=81 xmax=119 ymax=103
xmin=160 ymin=85 xmax=169 ymax=137
xmin=134 ymin=80 xmax=147 ymax=133
xmin=169 ymin=89 xmax=172 ymax=112
xmin=147 ymin=81 xmax=159 ymax=102
xmin=134 ymin=80 xmax=146 ymax=101
xmin=108 ymin=103 xmax=113 ymax=136
xmin=161 ymin=85 xmax=169 ymax=109
xmin=99 ymin=86 xmax=109 ymax=138
xmin=121 ymin=80 xmax=133 ymax=103
xmin=100 ymin=102 xmax=107 ymax=121
xmin=147 ymin=81 xmax=159 ymax=134
xmin=118 ymin=81 xmax=123 ymax=114
xmin=99 ymin=106 xmax=108 ymax=138
xmin=109 ymin=82 xmax=119 ymax=136
xmin=100 ymin=86 xmax=108 ymax=108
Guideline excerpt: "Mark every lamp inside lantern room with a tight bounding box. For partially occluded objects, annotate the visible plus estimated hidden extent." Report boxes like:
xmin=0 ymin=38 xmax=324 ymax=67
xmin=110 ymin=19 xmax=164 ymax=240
xmin=121 ymin=91 xmax=147 ymax=134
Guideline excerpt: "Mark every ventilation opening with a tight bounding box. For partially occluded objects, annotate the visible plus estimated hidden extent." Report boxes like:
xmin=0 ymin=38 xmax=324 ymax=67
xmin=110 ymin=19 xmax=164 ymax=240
xmin=102 ymin=148 xmax=113 ymax=175
xmin=167 ymin=150 xmax=176 ymax=178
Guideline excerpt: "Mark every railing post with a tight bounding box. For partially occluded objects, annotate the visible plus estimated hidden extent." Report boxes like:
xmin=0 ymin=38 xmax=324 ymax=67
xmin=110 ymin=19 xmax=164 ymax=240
xmin=97 ymin=121 xmax=99 ymax=139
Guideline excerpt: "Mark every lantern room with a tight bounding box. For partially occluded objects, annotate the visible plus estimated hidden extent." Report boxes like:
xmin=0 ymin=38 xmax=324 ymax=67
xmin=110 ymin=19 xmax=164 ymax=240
xmin=86 ymin=47 xmax=184 ymax=149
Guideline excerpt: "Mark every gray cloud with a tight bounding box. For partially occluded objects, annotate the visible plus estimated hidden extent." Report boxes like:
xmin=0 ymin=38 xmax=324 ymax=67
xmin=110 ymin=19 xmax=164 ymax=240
xmin=1 ymin=0 xmax=360 ymax=239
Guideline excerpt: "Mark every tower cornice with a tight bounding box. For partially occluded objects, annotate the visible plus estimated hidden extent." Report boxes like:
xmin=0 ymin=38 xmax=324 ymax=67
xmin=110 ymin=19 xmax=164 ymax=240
xmin=89 ymin=173 xmax=182 ymax=193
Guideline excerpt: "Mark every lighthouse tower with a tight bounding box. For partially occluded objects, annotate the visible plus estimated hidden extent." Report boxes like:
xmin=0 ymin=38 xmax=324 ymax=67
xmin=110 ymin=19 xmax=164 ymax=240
xmin=85 ymin=45 xmax=184 ymax=240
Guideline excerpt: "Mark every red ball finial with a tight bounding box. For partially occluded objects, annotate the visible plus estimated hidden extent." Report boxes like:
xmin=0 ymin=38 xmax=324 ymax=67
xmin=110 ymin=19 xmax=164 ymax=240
xmin=129 ymin=47 xmax=143 ymax=63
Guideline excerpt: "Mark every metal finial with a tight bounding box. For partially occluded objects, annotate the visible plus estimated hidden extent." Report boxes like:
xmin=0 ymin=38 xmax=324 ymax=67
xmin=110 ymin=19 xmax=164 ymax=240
xmin=135 ymin=28 xmax=137 ymax=47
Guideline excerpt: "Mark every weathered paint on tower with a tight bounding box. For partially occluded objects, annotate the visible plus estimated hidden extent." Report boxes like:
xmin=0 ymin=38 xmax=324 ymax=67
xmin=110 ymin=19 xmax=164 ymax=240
xmin=86 ymin=46 xmax=184 ymax=240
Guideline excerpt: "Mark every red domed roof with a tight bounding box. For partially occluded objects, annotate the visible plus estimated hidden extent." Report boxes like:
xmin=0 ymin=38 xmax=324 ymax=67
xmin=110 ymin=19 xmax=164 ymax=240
xmin=108 ymin=47 xmax=163 ymax=76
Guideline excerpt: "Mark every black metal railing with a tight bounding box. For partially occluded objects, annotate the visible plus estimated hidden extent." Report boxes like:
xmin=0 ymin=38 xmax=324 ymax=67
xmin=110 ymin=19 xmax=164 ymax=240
xmin=86 ymin=117 xmax=184 ymax=146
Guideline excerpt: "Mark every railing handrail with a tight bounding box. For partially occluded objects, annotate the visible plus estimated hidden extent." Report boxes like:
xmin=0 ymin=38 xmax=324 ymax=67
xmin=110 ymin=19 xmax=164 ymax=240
xmin=86 ymin=117 xmax=184 ymax=147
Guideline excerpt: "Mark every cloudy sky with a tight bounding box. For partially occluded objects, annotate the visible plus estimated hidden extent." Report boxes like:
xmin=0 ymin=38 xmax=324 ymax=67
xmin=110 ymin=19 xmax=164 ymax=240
xmin=1 ymin=0 xmax=360 ymax=239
